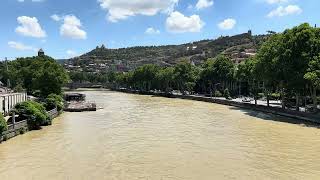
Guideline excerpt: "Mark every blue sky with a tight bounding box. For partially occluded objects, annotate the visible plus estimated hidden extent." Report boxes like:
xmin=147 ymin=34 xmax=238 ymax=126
xmin=0 ymin=0 xmax=318 ymax=59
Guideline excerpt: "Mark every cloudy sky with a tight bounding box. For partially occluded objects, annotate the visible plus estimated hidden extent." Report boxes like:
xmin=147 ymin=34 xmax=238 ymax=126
xmin=0 ymin=0 xmax=318 ymax=59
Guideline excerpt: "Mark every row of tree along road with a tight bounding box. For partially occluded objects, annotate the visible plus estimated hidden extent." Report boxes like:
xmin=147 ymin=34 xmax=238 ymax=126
xmin=101 ymin=23 xmax=319 ymax=113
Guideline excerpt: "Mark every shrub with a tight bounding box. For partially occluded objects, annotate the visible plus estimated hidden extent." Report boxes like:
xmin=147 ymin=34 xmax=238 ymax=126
xmin=214 ymin=90 xmax=223 ymax=97
xmin=14 ymin=84 xmax=24 ymax=93
xmin=45 ymin=97 xmax=56 ymax=111
xmin=271 ymin=93 xmax=281 ymax=100
xmin=257 ymin=93 xmax=265 ymax=99
xmin=0 ymin=114 xmax=8 ymax=135
xmin=224 ymin=89 xmax=231 ymax=99
xmin=15 ymin=101 xmax=51 ymax=130
xmin=45 ymin=94 xmax=64 ymax=112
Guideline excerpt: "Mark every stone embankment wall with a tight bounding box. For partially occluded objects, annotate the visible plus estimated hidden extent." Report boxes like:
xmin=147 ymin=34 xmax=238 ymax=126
xmin=0 ymin=120 xmax=28 ymax=142
xmin=47 ymin=108 xmax=59 ymax=119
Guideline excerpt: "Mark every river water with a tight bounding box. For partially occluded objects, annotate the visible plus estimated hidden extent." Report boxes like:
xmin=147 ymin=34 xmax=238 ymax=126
xmin=0 ymin=90 xmax=320 ymax=180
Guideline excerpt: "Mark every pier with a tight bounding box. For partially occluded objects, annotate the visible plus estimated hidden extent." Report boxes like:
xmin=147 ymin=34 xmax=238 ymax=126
xmin=63 ymin=93 xmax=97 ymax=112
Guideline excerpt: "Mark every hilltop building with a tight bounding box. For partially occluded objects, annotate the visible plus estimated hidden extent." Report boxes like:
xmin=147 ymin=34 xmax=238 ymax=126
xmin=38 ymin=48 xmax=45 ymax=56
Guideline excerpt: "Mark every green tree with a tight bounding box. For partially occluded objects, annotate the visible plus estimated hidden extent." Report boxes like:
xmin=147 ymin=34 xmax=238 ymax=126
xmin=255 ymin=23 xmax=317 ymax=110
xmin=0 ymin=56 xmax=69 ymax=98
xmin=156 ymin=67 xmax=175 ymax=94
xmin=31 ymin=56 xmax=69 ymax=97
xmin=45 ymin=94 xmax=64 ymax=112
xmin=199 ymin=55 xmax=234 ymax=94
xmin=15 ymin=101 xmax=50 ymax=130
xmin=131 ymin=64 xmax=159 ymax=91
xmin=173 ymin=60 xmax=199 ymax=94
xmin=254 ymin=34 xmax=281 ymax=107
xmin=236 ymin=57 xmax=260 ymax=104
xmin=0 ymin=114 xmax=8 ymax=135
xmin=69 ymin=72 xmax=88 ymax=83
xmin=212 ymin=55 xmax=235 ymax=93
xmin=224 ymin=88 xmax=231 ymax=99
xmin=304 ymin=55 xmax=320 ymax=110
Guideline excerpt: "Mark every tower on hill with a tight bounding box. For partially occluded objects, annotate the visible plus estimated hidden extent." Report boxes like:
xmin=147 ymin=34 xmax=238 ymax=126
xmin=38 ymin=48 xmax=45 ymax=56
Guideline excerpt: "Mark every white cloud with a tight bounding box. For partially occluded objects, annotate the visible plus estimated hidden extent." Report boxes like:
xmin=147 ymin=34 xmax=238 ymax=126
xmin=15 ymin=16 xmax=46 ymax=38
xmin=145 ymin=27 xmax=160 ymax=35
xmin=18 ymin=0 xmax=45 ymax=2
xmin=196 ymin=0 xmax=214 ymax=10
xmin=266 ymin=0 xmax=288 ymax=4
xmin=66 ymin=50 xmax=78 ymax=57
xmin=166 ymin=11 xmax=204 ymax=33
xmin=218 ymin=18 xmax=236 ymax=30
xmin=60 ymin=15 xmax=87 ymax=40
xmin=51 ymin=14 xmax=61 ymax=21
xmin=267 ymin=5 xmax=302 ymax=17
xmin=187 ymin=4 xmax=193 ymax=10
xmin=98 ymin=0 xmax=178 ymax=22
xmin=8 ymin=41 xmax=36 ymax=51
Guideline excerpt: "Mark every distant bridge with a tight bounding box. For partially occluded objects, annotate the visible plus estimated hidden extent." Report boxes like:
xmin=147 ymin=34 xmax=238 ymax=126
xmin=65 ymin=82 xmax=113 ymax=89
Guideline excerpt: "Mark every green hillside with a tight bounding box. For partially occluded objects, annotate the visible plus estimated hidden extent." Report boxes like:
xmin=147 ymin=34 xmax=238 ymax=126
xmin=65 ymin=31 xmax=269 ymax=72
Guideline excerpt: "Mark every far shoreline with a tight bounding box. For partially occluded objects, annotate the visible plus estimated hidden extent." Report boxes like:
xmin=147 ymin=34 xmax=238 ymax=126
xmin=66 ymin=88 xmax=320 ymax=127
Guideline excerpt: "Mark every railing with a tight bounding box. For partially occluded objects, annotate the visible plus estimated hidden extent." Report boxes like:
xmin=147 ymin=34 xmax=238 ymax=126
xmin=6 ymin=120 xmax=28 ymax=133
xmin=1 ymin=120 xmax=28 ymax=141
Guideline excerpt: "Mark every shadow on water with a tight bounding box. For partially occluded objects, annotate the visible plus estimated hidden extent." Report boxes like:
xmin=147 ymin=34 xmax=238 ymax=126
xmin=228 ymin=106 xmax=320 ymax=129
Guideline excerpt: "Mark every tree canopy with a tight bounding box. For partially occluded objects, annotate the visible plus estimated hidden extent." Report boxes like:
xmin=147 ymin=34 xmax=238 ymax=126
xmin=0 ymin=55 xmax=69 ymax=97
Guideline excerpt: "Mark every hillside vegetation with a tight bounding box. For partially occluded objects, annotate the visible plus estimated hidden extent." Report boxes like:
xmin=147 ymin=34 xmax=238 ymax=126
xmin=66 ymin=31 xmax=268 ymax=71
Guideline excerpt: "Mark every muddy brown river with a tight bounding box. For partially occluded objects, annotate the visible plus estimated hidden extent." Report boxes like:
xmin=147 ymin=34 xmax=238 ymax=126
xmin=0 ymin=90 xmax=320 ymax=180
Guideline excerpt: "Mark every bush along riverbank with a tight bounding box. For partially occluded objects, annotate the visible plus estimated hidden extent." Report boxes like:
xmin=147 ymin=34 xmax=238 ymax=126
xmin=0 ymin=93 xmax=64 ymax=143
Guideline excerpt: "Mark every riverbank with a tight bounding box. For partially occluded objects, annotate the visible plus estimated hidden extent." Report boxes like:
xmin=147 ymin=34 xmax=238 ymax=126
xmin=114 ymin=89 xmax=320 ymax=124
xmin=0 ymin=108 xmax=60 ymax=143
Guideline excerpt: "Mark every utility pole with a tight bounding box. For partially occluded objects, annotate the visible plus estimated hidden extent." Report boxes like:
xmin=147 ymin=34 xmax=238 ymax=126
xmin=5 ymin=57 xmax=11 ymax=88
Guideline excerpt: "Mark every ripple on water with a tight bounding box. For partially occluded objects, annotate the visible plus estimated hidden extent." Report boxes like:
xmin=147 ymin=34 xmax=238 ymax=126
xmin=0 ymin=90 xmax=320 ymax=180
